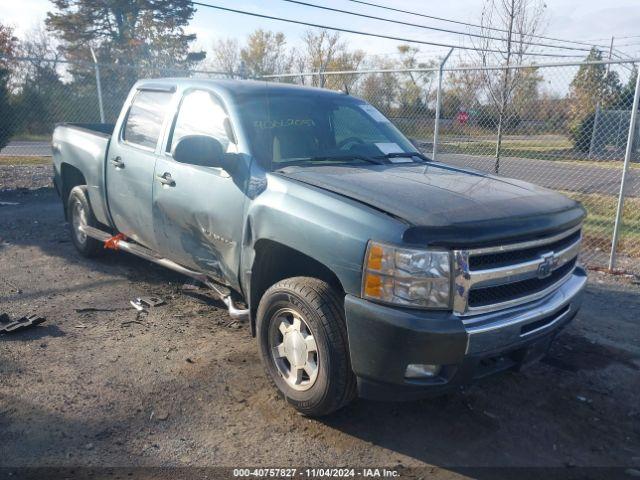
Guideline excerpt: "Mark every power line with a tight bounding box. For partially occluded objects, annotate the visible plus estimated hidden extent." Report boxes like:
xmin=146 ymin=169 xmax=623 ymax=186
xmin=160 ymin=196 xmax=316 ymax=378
xmin=587 ymin=35 xmax=640 ymax=42
xmin=279 ymin=0 xmax=592 ymax=52
xmin=614 ymin=41 xmax=640 ymax=48
xmin=343 ymin=0 xmax=612 ymax=50
xmin=192 ymin=1 xmax=584 ymax=58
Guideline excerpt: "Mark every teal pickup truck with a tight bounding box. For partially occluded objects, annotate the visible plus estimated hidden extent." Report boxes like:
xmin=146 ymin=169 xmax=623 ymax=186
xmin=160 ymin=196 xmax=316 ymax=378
xmin=52 ymin=79 xmax=587 ymax=416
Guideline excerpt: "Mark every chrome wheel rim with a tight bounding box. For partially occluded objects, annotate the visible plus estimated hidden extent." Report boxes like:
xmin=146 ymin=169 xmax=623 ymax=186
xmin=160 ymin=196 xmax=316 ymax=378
xmin=71 ymin=199 xmax=88 ymax=245
xmin=269 ymin=308 xmax=319 ymax=391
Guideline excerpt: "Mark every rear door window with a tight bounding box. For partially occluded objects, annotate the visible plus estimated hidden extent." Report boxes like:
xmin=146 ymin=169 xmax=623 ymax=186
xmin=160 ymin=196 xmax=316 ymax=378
xmin=122 ymin=90 xmax=173 ymax=150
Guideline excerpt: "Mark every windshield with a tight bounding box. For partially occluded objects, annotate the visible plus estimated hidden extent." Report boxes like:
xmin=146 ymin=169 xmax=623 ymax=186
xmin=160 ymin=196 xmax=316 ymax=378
xmin=238 ymin=92 xmax=422 ymax=170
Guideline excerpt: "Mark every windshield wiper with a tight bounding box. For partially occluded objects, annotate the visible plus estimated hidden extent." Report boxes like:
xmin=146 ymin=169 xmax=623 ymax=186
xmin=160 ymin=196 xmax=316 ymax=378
xmin=311 ymin=154 xmax=386 ymax=165
xmin=275 ymin=154 xmax=386 ymax=169
xmin=374 ymin=151 xmax=430 ymax=162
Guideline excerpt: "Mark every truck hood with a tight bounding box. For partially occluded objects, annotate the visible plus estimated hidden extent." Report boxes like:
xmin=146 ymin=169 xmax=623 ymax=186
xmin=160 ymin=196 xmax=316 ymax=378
xmin=276 ymin=162 xmax=585 ymax=247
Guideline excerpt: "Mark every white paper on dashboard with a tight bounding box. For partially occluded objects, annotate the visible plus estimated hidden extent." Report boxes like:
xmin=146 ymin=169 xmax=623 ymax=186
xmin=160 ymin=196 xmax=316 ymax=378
xmin=360 ymin=104 xmax=390 ymax=123
xmin=375 ymin=142 xmax=404 ymax=155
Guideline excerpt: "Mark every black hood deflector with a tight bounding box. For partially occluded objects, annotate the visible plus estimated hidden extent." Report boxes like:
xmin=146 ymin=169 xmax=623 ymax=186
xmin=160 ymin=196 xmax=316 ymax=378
xmin=277 ymin=162 xmax=585 ymax=248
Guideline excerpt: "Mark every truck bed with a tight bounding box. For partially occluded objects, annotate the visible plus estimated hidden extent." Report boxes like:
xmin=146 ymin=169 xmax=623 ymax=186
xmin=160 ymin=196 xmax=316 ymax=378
xmin=58 ymin=122 xmax=115 ymax=137
xmin=52 ymin=122 xmax=116 ymax=226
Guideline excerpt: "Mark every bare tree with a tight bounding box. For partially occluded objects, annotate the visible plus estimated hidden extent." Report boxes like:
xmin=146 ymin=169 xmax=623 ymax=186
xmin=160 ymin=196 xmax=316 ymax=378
xmin=442 ymin=66 xmax=485 ymax=118
xmin=299 ymin=29 xmax=364 ymax=91
xmin=472 ymin=0 xmax=546 ymax=173
xmin=240 ymin=29 xmax=293 ymax=78
xmin=207 ymin=38 xmax=240 ymax=77
xmin=395 ymin=45 xmax=436 ymax=116
xmin=14 ymin=26 xmax=63 ymax=87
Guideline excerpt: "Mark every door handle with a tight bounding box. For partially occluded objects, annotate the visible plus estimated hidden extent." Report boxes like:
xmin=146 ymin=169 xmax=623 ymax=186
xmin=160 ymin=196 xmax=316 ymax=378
xmin=156 ymin=172 xmax=175 ymax=186
xmin=110 ymin=156 xmax=125 ymax=168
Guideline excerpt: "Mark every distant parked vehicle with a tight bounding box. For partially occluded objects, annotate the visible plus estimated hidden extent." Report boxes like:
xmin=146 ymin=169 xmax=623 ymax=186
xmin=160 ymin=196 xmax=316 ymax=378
xmin=52 ymin=78 xmax=586 ymax=416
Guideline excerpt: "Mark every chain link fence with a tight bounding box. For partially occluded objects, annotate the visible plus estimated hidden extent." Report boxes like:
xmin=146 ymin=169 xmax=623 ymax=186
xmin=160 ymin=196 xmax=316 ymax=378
xmin=1 ymin=55 xmax=639 ymax=273
xmin=0 ymin=56 xmax=232 ymax=156
xmin=266 ymin=59 xmax=640 ymax=273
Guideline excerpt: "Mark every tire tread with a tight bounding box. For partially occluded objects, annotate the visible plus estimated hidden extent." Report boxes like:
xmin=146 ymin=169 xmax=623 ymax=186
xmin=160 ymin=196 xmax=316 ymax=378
xmin=257 ymin=276 xmax=357 ymax=416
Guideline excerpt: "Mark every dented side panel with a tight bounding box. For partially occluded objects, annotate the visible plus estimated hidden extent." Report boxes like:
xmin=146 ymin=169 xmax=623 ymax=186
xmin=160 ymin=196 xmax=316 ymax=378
xmin=152 ymin=156 xmax=250 ymax=291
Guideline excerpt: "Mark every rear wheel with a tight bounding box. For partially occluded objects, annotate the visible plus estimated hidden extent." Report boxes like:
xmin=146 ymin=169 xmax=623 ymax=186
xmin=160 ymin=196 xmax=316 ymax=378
xmin=257 ymin=277 xmax=357 ymax=416
xmin=68 ymin=186 xmax=103 ymax=258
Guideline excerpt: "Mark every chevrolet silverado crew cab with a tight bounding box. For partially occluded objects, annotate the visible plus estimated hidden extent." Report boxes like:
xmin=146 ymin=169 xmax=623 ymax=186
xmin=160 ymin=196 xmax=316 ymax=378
xmin=52 ymin=79 xmax=587 ymax=416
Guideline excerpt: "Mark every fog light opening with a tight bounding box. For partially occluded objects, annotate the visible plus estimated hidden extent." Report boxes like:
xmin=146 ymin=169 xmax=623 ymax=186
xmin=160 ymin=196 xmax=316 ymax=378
xmin=405 ymin=364 xmax=441 ymax=379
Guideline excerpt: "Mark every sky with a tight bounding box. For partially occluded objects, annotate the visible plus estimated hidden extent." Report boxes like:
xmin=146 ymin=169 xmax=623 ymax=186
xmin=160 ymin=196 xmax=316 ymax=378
xmin=2 ymin=0 xmax=640 ymax=64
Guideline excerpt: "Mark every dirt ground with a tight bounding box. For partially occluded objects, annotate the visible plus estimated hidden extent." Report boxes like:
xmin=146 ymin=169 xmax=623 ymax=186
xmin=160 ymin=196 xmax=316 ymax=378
xmin=1 ymin=169 xmax=640 ymax=477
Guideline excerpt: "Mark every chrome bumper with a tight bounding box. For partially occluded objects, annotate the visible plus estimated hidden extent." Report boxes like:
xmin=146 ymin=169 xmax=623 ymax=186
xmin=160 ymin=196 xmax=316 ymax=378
xmin=463 ymin=267 xmax=587 ymax=355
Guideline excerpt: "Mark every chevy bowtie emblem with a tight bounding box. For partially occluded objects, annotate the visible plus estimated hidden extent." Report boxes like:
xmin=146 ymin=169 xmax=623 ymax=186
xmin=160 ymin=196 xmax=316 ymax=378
xmin=537 ymin=252 xmax=558 ymax=279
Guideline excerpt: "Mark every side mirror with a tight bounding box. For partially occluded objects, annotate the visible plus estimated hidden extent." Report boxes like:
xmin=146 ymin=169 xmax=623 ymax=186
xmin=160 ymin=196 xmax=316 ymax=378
xmin=172 ymin=135 xmax=233 ymax=172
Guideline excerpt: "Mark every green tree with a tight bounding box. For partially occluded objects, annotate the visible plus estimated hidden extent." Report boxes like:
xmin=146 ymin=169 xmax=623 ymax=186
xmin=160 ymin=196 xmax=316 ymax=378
xmin=569 ymin=48 xmax=621 ymax=116
xmin=568 ymin=47 xmax=622 ymax=151
xmin=12 ymin=26 xmax=72 ymax=136
xmin=610 ymin=66 xmax=638 ymax=110
xmin=47 ymin=0 xmax=206 ymax=121
xmin=46 ymin=0 xmax=205 ymax=69
xmin=0 ymin=23 xmax=18 ymax=150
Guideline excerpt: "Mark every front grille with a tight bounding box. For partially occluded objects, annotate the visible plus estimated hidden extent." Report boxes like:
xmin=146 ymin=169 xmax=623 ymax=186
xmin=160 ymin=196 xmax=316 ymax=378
xmin=453 ymin=225 xmax=582 ymax=316
xmin=468 ymin=258 xmax=576 ymax=308
xmin=469 ymin=230 xmax=581 ymax=270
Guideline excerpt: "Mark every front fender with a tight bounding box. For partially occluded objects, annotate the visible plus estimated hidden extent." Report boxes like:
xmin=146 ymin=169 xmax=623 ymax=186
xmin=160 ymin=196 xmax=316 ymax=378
xmin=241 ymin=173 xmax=407 ymax=297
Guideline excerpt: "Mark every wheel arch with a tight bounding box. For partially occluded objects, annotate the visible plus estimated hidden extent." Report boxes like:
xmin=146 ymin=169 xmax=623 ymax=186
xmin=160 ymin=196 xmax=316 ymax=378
xmin=249 ymin=239 xmax=346 ymax=336
xmin=60 ymin=163 xmax=87 ymax=219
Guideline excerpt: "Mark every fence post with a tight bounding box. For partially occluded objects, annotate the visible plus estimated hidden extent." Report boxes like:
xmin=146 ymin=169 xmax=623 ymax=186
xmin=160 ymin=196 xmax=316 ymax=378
xmin=319 ymin=60 xmax=326 ymax=89
xmin=609 ymin=66 xmax=640 ymax=271
xmin=90 ymin=48 xmax=105 ymax=123
xmin=587 ymin=104 xmax=600 ymax=159
xmin=432 ymin=48 xmax=454 ymax=162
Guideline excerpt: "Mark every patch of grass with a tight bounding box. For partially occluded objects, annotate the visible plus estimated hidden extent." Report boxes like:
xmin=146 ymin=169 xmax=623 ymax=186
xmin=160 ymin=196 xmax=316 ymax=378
xmin=0 ymin=156 xmax=51 ymax=166
xmin=563 ymin=191 xmax=640 ymax=255
xmin=440 ymin=140 xmax=640 ymax=169
xmin=10 ymin=134 xmax=51 ymax=142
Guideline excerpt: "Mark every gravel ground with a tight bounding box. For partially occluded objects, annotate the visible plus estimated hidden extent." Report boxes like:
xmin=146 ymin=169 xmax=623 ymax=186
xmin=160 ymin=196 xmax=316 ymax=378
xmin=0 ymin=164 xmax=53 ymax=191
xmin=1 ymin=172 xmax=640 ymax=477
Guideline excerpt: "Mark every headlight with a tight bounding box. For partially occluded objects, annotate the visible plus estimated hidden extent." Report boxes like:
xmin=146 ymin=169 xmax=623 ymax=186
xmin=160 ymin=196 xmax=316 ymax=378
xmin=362 ymin=241 xmax=451 ymax=308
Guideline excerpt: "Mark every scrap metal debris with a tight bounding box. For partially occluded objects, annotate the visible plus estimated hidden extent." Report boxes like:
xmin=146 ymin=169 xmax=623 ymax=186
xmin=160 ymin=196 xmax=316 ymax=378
xmin=130 ymin=296 xmax=165 ymax=310
xmin=0 ymin=313 xmax=46 ymax=334
xmin=130 ymin=299 xmax=146 ymax=312
xmin=181 ymin=280 xmax=202 ymax=292
xmin=130 ymin=296 xmax=166 ymax=314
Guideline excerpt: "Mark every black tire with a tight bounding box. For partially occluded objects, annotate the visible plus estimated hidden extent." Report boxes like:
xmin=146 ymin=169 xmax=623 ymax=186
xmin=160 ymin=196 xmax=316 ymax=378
xmin=256 ymin=277 xmax=357 ymax=416
xmin=67 ymin=186 xmax=103 ymax=258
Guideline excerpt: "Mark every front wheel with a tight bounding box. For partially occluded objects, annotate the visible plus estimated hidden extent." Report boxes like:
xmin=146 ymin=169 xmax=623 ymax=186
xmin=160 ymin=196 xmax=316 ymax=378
xmin=256 ymin=277 xmax=357 ymax=416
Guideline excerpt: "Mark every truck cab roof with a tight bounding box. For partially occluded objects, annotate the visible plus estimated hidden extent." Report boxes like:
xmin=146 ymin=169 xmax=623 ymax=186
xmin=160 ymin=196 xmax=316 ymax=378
xmin=134 ymin=77 xmax=348 ymax=100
